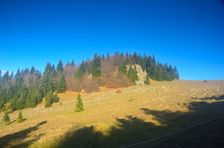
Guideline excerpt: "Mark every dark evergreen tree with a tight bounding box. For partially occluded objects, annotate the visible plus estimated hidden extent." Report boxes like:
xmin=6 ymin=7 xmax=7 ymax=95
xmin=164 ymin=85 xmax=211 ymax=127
xmin=119 ymin=64 xmax=127 ymax=75
xmin=2 ymin=71 xmax=10 ymax=86
xmin=76 ymin=61 xmax=86 ymax=79
xmin=57 ymin=60 xmax=64 ymax=72
xmin=91 ymin=54 xmax=101 ymax=78
xmin=45 ymin=90 xmax=59 ymax=108
xmin=127 ymin=66 xmax=139 ymax=82
xmin=25 ymin=90 xmax=39 ymax=108
xmin=42 ymin=63 xmax=56 ymax=95
xmin=57 ymin=74 xmax=67 ymax=93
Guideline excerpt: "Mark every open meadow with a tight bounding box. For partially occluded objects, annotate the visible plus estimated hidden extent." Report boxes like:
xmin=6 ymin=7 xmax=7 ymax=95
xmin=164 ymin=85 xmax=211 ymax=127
xmin=1 ymin=80 xmax=224 ymax=147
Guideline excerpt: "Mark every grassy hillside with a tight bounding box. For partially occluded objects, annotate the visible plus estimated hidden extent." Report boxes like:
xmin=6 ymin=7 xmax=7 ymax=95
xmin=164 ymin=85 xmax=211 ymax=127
xmin=0 ymin=80 xmax=224 ymax=147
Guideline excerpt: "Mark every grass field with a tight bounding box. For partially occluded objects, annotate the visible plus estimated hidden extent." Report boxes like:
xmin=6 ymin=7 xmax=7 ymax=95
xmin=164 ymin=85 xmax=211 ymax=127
xmin=0 ymin=80 xmax=224 ymax=148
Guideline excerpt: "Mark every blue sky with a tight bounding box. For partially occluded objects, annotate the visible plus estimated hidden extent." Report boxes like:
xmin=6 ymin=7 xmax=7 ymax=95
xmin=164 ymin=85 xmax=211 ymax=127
xmin=0 ymin=0 xmax=224 ymax=80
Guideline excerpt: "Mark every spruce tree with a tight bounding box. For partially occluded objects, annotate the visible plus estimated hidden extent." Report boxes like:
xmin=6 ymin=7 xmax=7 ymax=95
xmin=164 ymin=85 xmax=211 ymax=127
xmin=76 ymin=61 xmax=86 ymax=79
xmin=45 ymin=91 xmax=59 ymax=108
xmin=2 ymin=112 xmax=10 ymax=124
xmin=75 ymin=94 xmax=84 ymax=112
xmin=91 ymin=54 xmax=101 ymax=78
xmin=57 ymin=74 xmax=67 ymax=93
xmin=127 ymin=66 xmax=139 ymax=82
xmin=17 ymin=112 xmax=24 ymax=123
xmin=119 ymin=64 xmax=127 ymax=75
xmin=57 ymin=60 xmax=64 ymax=72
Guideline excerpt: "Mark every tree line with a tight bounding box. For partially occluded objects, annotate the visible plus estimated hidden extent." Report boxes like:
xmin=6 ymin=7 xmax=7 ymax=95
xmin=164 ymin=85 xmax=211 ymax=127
xmin=0 ymin=52 xmax=179 ymax=111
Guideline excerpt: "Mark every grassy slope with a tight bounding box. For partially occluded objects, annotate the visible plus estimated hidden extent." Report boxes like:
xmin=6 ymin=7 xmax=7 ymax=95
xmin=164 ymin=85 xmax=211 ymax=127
xmin=0 ymin=80 xmax=224 ymax=147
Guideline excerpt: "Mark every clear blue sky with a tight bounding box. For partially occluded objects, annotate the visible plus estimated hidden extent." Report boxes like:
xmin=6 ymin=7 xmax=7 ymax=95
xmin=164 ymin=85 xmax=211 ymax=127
xmin=0 ymin=0 xmax=224 ymax=80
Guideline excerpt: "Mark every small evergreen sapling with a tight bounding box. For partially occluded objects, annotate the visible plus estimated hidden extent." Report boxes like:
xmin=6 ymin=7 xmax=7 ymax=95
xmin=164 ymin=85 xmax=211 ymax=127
xmin=145 ymin=76 xmax=150 ymax=85
xmin=17 ymin=112 xmax=24 ymax=123
xmin=2 ymin=112 xmax=10 ymax=124
xmin=75 ymin=94 xmax=84 ymax=112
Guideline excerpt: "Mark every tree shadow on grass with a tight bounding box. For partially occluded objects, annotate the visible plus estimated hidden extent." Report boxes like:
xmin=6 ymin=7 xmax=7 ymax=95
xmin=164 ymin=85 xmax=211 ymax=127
xmin=0 ymin=121 xmax=47 ymax=148
xmin=57 ymin=116 xmax=162 ymax=148
xmin=6 ymin=118 xmax=27 ymax=126
xmin=142 ymin=95 xmax=224 ymax=128
xmin=140 ymin=98 xmax=224 ymax=148
xmin=105 ymin=116 xmax=162 ymax=147
xmin=192 ymin=94 xmax=224 ymax=101
xmin=56 ymin=95 xmax=224 ymax=148
xmin=56 ymin=125 xmax=104 ymax=148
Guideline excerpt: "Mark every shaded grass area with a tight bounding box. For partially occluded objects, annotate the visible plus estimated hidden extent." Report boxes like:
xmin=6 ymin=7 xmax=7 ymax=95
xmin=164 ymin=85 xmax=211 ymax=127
xmin=56 ymin=116 xmax=165 ymax=148
xmin=146 ymin=117 xmax=224 ymax=148
xmin=55 ymin=95 xmax=224 ymax=148
xmin=0 ymin=121 xmax=47 ymax=148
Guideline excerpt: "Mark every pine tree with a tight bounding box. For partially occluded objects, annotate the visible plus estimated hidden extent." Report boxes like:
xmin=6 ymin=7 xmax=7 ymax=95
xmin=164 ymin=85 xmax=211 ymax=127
xmin=42 ymin=63 xmax=57 ymax=94
xmin=57 ymin=60 xmax=64 ymax=72
xmin=119 ymin=64 xmax=127 ymax=75
xmin=57 ymin=74 xmax=67 ymax=93
xmin=127 ymin=66 xmax=139 ymax=82
xmin=17 ymin=112 xmax=24 ymax=123
xmin=44 ymin=63 xmax=53 ymax=78
xmin=2 ymin=112 xmax=10 ymax=124
xmin=75 ymin=94 xmax=84 ymax=112
xmin=91 ymin=54 xmax=101 ymax=78
xmin=45 ymin=91 xmax=59 ymax=108
xmin=76 ymin=61 xmax=86 ymax=79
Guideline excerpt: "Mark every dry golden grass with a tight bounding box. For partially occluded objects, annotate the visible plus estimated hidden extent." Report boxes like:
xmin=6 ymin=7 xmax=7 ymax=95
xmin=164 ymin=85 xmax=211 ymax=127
xmin=0 ymin=80 xmax=224 ymax=147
